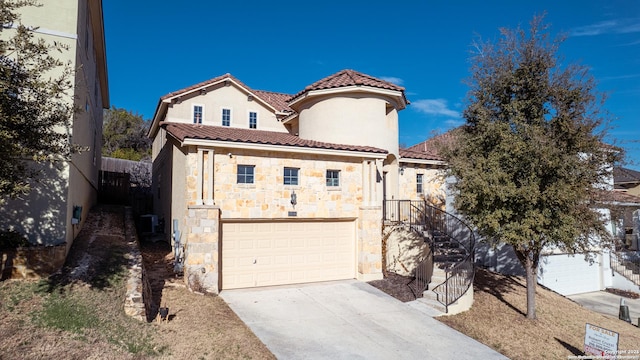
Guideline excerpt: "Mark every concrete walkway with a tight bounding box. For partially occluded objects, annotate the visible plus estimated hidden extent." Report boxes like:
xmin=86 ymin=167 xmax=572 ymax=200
xmin=569 ymin=291 xmax=640 ymax=326
xmin=221 ymin=280 xmax=508 ymax=360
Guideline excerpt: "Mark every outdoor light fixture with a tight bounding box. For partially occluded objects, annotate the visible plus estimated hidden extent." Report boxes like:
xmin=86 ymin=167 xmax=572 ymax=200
xmin=399 ymin=166 xmax=405 ymax=175
xmin=290 ymin=190 xmax=297 ymax=207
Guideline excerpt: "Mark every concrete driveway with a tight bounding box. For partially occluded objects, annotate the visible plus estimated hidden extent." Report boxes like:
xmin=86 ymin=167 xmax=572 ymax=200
xmin=569 ymin=291 xmax=640 ymax=326
xmin=220 ymin=280 xmax=508 ymax=360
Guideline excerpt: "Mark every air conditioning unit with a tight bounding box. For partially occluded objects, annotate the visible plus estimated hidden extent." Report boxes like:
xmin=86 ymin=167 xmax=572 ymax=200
xmin=140 ymin=214 xmax=158 ymax=233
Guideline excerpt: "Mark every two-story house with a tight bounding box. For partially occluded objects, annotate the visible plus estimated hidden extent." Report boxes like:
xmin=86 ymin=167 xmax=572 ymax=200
xmin=149 ymin=70 xmax=445 ymax=293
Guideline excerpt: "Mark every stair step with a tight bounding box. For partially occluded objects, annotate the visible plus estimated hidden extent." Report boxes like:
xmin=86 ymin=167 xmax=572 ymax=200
xmin=418 ymin=292 xmax=447 ymax=313
xmin=434 ymin=256 xmax=466 ymax=265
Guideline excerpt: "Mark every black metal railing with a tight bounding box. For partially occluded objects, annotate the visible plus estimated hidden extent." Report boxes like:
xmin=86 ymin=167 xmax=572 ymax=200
xmin=384 ymin=199 xmax=476 ymax=313
xmin=611 ymin=250 xmax=640 ymax=286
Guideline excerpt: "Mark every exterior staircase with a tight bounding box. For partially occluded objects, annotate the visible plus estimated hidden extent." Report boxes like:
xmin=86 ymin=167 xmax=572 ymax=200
xmin=611 ymin=250 xmax=640 ymax=287
xmin=384 ymin=200 xmax=475 ymax=314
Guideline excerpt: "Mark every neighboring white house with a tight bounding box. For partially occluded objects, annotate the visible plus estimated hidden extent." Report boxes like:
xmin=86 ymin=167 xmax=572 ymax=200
xmin=411 ymin=134 xmax=640 ymax=296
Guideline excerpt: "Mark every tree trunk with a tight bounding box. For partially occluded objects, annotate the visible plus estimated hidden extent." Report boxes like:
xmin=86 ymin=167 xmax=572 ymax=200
xmin=525 ymin=255 xmax=537 ymax=319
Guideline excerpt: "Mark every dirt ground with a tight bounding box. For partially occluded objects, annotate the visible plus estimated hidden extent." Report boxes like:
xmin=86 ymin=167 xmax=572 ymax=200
xmin=137 ymin=220 xmax=276 ymax=359
xmin=0 ymin=205 xmax=275 ymax=360
xmin=368 ymin=272 xmax=418 ymax=302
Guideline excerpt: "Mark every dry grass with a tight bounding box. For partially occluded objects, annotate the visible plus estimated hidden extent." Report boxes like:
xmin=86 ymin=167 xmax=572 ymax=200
xmin=141 ymin=241 xmax=275 ymax=360
xmin=438 ymin=268 xmax=640 ymax=360
xmin=0 ymin=205 xmax=274 ymax=360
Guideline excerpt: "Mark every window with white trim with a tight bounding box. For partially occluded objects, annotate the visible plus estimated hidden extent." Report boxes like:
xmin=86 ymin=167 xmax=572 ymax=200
xmin=222 ymin=108 xmax=231 ymax=126
xmin=326 ymin=170 xmax=340 ymax=187
xmin=237 ymin=165 xmax=254 ymax=184
xmin=417 ymin=174 xmax=424 ymax=194
xmin=284 ymin=167 xmax=299 ymax=185
xmin=249 ymin=111 xmax=257 ymax=129
xmin=193 ymin=105 xmax=203 ymax=124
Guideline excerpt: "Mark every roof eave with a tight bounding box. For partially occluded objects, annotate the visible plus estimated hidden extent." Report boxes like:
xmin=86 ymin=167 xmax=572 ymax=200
xmin=148 ymin=99 xmax=170 ymax=139
xmin=179 ymin=137 xmax=388 ymax=159
xmin=399 ymin=158 xmax=446 ymax=166
xmin=288 ymin=85 xmax=407 ymax=110
xmin=162 ymin=77 xmax=280 ymax=114
xmin=89 ymin=0 xmax=109 ymax=108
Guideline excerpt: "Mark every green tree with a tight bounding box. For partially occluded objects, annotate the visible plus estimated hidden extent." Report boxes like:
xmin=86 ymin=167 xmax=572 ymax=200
xmin=439 ymin=16 xmax=619 ymax=319
xmin=0 ymin=0 xmax=73 ymax=199
xmin=102 ymin=106 xmax=151 ymax=161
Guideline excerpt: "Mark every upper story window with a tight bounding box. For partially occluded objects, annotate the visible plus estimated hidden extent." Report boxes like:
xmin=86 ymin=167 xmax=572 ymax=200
xmin=417 ymin=174 xmax=424 ymax=194
xmin=284 ymin=167 xmax=299 ymax=185
xmin=237 ymin=165 xmax=254 ymax=184
xmin=326 ymin=170 xmax=340 ymax=187
xmin=193 ymin=105 xmax=203 ymax=124
xmin=222 ymin=108 xmax=231 ymax=126
xmin=249 ymin=111 xmax=257 ymax=129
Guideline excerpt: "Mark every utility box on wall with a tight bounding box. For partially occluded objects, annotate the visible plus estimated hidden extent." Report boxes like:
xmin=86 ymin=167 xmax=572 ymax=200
xmin=71 ymin=206 xmax=82 ymax=225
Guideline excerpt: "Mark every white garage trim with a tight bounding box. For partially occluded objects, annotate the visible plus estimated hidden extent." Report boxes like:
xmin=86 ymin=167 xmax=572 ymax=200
xmin=222 ymin=219 xmax=356 ymax=289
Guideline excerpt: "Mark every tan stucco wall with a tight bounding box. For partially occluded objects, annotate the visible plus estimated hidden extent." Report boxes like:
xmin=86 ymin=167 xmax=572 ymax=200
xmin=151 ymin=133 xmax=184 ymax=242
xmin=165 ymin=83 xmax=287 ymax=132
xmin=171 ymin=143 xmax=188 ymax=245
xmin=17 ymin=0 xmax=78 ymax=34
xmin=626 ymin=184 xmax=640 ymax=197
xmin=0 ymin=162 xmax=69 ymax=245
xmin=1 ymin=0 xmax=105 ymax=249
xmin=297 ymin=95 xmax=399 ymax=156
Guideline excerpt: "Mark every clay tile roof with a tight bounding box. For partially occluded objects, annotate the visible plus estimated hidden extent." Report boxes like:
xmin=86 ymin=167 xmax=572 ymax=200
xmin=160 ymin=74 xmax=294 ymax=114
xmin=289 ymin=69 xmax=406 ymax=103
xmin=399 ymin=148 xmax=443 ymax=161
xmin=613 ymin=167 xmax=640 ymax=185
xmin=403 ymin=131 xmax=459 ymax=161
xmin=252 ymin=90 xmax=294 ymax=113
xmin=595 ymin=189 xmax=640 ymax=205
xmin=160 ymin=73 xmax=248 ymax=100
xmin=162 ymin=123 xmax=387 ymax=154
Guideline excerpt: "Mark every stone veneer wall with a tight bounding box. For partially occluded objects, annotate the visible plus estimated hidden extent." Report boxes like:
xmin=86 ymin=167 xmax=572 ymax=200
xmin=180 ymin=146 xmax=387 ymax=287
xmin=398 ymin=165 xmax=445 ymax=203
xmin=358 ymin=206 xmax=383 ymax=280
xmin=123 ymin=207 xmax=153 ymax=322
xmin=383 ymin=225 xmax=429 ymax=276
xmin=184 ymin=205 xmax=220 ymax=294
xmin=210 ymin=149 xmax=364 ymax=219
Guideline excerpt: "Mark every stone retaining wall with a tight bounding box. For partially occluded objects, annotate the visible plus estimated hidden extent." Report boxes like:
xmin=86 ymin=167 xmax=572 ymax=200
xmin=122 ymin=207 xmax=153 ymax=322
xmin=1 ymin=243 xmax=67 ymax=280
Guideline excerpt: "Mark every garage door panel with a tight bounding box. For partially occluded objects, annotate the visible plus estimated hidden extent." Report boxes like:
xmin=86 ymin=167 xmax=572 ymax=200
xmin=538 ymin=254 xmax=601 ymax=295
xmin=222 ymin=221 xmax=355 ymax=289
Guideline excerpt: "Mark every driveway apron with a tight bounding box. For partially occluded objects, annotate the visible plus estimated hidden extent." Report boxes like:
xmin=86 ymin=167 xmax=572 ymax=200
xmin=220 ymin=280 xmax=508 ymax=360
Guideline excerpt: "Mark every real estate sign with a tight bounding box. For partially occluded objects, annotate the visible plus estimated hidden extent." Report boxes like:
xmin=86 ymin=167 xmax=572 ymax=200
xmin=584 ymin=323 xmax=619 ymax=359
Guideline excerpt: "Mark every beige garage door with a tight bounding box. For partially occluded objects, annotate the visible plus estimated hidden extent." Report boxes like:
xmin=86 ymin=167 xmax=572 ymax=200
xmin=222 ymin=220 xmax=355 ymax=289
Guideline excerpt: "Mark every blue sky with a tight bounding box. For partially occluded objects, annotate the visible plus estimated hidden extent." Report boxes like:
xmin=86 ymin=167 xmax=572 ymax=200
xmin=103 ymin=1 xmax=640 ymax=170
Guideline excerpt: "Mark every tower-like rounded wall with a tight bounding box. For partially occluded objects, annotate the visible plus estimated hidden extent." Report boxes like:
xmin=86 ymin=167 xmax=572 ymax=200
xmin=297 ymin=94 xmax=399 ymax=156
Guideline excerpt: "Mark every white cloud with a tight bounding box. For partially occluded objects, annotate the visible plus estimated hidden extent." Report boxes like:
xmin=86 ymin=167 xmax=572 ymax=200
xmin=412 ymin=99 xmax=460 ymax=118
xmin=445 ymin=119 xmax=465 ymax=128
xmin=571 ymin=19 xmax=640 ymax=37
xmin=379 ymin=76 xmax=404 ymax=85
